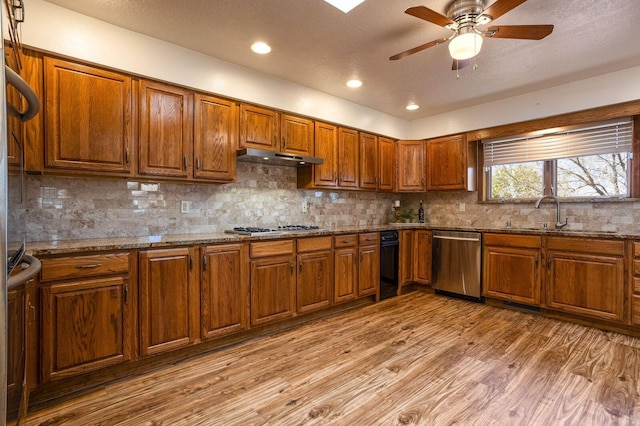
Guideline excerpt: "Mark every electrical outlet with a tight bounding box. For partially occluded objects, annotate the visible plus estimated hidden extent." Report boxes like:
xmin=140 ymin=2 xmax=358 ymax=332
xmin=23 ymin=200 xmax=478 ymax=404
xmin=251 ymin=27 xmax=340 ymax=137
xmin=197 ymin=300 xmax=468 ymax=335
xmin=181 ymin=201 xmax=190 ymax=213
xmin=458 ymin=202 xmax=465 ymax=212
xmin=302 ymin=201 xmax=308 ymax=213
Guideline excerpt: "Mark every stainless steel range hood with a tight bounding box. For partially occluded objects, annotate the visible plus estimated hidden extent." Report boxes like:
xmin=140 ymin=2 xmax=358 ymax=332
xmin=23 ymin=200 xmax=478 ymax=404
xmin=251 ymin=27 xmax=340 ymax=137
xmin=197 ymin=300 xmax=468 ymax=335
xmin=236 ymin=148 xmax=324 ymax=167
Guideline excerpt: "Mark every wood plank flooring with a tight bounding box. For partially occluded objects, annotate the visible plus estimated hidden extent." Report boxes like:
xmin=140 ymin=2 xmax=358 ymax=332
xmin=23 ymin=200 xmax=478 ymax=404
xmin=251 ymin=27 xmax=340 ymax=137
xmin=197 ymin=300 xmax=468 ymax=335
xmin=26 ymin=291 xmax=640 ymax=425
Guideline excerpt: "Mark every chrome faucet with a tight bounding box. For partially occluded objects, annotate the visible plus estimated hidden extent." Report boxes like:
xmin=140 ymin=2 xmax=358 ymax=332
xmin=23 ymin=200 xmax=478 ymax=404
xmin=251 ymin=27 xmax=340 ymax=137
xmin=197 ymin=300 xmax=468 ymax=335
xmin=534 ymin=195 xmax=568 ymax=230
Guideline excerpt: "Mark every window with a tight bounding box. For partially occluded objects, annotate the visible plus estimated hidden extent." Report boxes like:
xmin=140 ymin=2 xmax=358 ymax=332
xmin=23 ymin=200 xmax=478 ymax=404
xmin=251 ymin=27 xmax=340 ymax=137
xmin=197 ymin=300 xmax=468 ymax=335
xmin=484 ymin=118 xmax=633 ymax=200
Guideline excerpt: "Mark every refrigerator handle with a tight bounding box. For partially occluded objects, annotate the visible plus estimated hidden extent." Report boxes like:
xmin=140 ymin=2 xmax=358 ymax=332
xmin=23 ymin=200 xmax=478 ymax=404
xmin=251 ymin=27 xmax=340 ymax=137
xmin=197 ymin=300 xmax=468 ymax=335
xmin=5 ymin=65 xmax=40 ymax=122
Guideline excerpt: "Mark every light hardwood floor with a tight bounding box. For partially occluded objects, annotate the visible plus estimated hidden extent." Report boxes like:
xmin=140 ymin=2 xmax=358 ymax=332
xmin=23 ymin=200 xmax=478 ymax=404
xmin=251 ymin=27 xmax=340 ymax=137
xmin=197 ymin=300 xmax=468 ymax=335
xmin=26 ymin=290 xmax=640 ymax=425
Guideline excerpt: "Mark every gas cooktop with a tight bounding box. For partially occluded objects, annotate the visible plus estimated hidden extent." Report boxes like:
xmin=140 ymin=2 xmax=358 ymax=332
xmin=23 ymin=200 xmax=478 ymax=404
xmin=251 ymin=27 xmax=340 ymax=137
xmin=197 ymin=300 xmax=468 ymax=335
xmin=225 ymin=225 xmax=325 ymax=236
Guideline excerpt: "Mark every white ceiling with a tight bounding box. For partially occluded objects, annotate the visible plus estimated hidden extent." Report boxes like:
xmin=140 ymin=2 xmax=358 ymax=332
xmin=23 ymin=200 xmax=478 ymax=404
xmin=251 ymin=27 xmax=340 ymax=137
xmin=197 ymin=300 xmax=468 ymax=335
xmin=42 ymin=0 xmax=640 ymax=121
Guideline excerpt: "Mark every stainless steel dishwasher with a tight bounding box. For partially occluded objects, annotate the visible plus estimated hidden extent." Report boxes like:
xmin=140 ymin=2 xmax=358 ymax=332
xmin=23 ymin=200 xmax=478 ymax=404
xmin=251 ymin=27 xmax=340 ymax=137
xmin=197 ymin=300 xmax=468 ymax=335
xmin=432 ymin=230 xmax=482 ymax=301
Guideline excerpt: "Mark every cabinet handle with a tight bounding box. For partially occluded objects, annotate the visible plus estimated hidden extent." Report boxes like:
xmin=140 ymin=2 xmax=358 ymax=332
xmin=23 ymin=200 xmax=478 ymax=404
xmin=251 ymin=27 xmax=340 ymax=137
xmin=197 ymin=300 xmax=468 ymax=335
xmin=547 ymin=257 xmax=552 ymax=269
xmin=282 ymin=137 xmax=286 ymax=148
xmin=75 ymin=263 xmax=102 ymax=269
xmin=183 ymin=155 xmax=188 ymax=171
xmin=290 ymin=262 xmax=294 ymax=275
xmin=28 ymin=298 xmax=36 ymax=324
xmin=124 ymin=284 xmax=129 ymax=305
xmin=421 ymin=178 xmax=425 ymax=186
xmin=342 ymin=239 xmax=351 ymax=244
xmin=125 ymin=149 xmax=130 ymax=166
xmin=535 ymin=255 xmax=539 ymax=268
xmin=203 ymin=254 xmax=207 ymax=271
xmin=196 ymin=157 xmax=201 ymax=170
xmin=273 ymin=135 xmax=278 ymax=147
xmin=190 ymin=255 xmax=194 ymax=271
xmin=299 ymin=261 xmax=303 ymax=273
xmin=334 ymin=172 xmax=337 ymax=181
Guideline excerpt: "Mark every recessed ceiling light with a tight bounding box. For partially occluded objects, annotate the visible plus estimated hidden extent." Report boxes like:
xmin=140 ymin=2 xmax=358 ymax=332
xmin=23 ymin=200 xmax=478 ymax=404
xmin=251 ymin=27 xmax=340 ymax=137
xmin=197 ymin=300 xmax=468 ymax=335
xmin=251 ymin=42 xmax=271 ymax=55
xmin=324 ymin=0 xmax=366 ymax=13
xmin=406 ymin=103 xmax=420 ymax=111
xmin=346 ymin=79 xmax=362 ymax=88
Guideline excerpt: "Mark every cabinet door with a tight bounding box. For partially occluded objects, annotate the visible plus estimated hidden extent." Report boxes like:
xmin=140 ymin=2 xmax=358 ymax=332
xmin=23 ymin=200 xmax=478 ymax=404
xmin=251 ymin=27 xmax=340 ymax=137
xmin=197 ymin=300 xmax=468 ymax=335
xmin=399 ymin=230 xmax=413 ymax=286
xmin=250 ymin=255 xmax=296 ymax=326
xmin=6 ymin=287 xmax=25 ymax=416
xmin=378 ymin=137 xmax=396 ymax=191
xmin=193 ymin=94 xmax=237 ymax=182
xmin=139 ymin=80 xmax=193 ymax=178
xmin=396 ymin=140 xmax=426 ymax=192
xmin=281 ymin=114 xmax=314 ymax=156
xmin=139 ymin=248 xmax=198 ymax=356
xmin=359 ymin=132 xmax=378 ymax=190
xmin=201 ymin=244 xmax=249 ymax=340
xmin=483 ymin=246 xmax=541 ymax=305
xmin=358 ymin=245 xmax=380 ymax=298
xmin=313 ymin=121 xmax=338 ymax=187
xmin=40 ymin=276 xmax=133 ymax=381
xmin=426 ymin=135 xmax=466 ymax=190
xmin=547 ymin=251 xmax=624 ymax=322
xmin=413 ymin=230 xmax=432 ymax=284
xmin=240 ymin=104 xmax=280 ymax=150
xmin=334 ymin=247 xmax=357 ymax=304
xmin=297 ymin=251 xmax=333 ymax=314
xmin=338 ymin=127 xmax=359 ymax=188
xmin=44 ymin=57 xmax=132 ymax=173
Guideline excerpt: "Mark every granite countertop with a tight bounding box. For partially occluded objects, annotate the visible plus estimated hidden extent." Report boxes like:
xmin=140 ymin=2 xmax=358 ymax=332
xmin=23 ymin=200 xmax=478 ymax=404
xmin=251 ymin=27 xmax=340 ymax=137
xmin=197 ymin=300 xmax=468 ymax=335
xmin=26 ymin=224 xmax=639 ymax=256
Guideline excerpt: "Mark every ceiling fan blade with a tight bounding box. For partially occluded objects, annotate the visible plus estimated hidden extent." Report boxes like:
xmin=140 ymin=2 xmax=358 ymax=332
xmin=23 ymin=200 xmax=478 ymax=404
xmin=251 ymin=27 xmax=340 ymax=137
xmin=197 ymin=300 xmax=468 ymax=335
xmin=451 ymin=59 xmax=471 ymax=71
xmin=405 ymin=6 xmax=454 ymax=28
xmin=389 ymin=37 xmax=449 ymax=61
xmin=485 ymin=25 xmax=554 ymax=40
xmin=480 ymin=0 xmax=527 ymax=21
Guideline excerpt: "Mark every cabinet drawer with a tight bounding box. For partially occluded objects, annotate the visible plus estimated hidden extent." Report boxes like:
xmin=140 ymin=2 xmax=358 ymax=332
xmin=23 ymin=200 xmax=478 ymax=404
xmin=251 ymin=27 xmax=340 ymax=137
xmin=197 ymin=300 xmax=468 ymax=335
xmin=359 ymin=232 xmax=379 ymax=246
xmin=40 ymin=252 xmax=130 ymax=282
xmin=484 ymin=233 xmax=542 ymax=249
xmin=633 ymin=295 xmax=640 ymax=326
xmin=634 ymin=260 xmax=640 ymax=277
xmin=634 ymin=277 xmax=640 ymax=294
xmin=250 ymin=240 xmax=295 ymax=258
xmin=297 ymin=236 xmax=332 ymax=253
xmin=634 ymin=242 xmax=640 ymax=258
xmin=334 ymin=234 xmax=358 ymax=248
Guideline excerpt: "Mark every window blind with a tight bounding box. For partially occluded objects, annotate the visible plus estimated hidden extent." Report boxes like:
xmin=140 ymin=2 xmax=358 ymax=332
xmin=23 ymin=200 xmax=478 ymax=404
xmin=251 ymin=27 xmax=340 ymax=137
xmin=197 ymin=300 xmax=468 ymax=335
xmin=483 ymin=118 xmax=633 ymax=166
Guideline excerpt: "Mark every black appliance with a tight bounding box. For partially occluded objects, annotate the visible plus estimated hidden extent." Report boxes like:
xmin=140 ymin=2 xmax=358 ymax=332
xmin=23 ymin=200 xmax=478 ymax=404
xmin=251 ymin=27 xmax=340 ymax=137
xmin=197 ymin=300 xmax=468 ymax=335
xmin=379 ymin=230 xmax=399 ymax=300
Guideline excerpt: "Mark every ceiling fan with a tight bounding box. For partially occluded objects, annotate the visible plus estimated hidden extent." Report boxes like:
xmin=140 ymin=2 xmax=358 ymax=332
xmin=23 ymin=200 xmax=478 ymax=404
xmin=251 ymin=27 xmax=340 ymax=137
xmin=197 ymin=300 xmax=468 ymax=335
xmin=390 ymin=0 xmax=554 ymax=70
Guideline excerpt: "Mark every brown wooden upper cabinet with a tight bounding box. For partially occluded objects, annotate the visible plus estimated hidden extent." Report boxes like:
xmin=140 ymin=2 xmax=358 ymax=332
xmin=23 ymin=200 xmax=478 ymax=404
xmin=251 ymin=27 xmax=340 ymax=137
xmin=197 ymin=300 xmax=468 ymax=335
xmin=239 ymin=104 xmax=280 ymax=151
xmin=193 ymin=94 xmax=238 ymax=182
xmin=426 ymin=134 xmax=476 ymax=191
xmin=298 ymin=121 xmax=338 ymax=188
xmin=378 ymin=136 xmax=396 ymax=192
xmin=281 ymin=114 xmax=314 ymax=156
xmin=338 ymin=127 xmax=359 ymax=188
xmin=44 ymin=57 xmax=133 ymax=174
xmin=396 ymin=140 xmax=426 ymax=192
xmin=359 ymin=132 xmax=377 ymax=190
xmin=138 ymin=80 xmax=193 ymax=178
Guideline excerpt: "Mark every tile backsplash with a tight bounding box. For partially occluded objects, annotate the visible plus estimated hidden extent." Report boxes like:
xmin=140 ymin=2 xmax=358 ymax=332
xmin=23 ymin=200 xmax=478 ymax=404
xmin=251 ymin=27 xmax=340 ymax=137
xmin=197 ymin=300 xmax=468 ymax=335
xmin=21 ymin=162 xmax=640 ymax=242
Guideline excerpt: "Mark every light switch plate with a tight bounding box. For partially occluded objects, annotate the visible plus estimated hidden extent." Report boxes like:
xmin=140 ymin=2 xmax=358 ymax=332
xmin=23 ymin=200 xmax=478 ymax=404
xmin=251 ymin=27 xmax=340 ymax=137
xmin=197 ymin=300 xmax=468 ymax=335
xmin=181 ymin=201 xmax=190 ymax=213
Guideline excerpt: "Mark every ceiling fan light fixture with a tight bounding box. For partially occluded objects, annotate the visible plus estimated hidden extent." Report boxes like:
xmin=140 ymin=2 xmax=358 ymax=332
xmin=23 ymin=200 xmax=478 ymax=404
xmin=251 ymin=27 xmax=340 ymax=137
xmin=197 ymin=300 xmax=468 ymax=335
xmin=346 ymin=79 xmax=362 ymax=88
xmin=448 ymin=31 xmax=483 ymax=60
xmin=251 ymin=41 xmax=271 ymax=54
xmin=406 ymin=103 xmax=420 ymax=111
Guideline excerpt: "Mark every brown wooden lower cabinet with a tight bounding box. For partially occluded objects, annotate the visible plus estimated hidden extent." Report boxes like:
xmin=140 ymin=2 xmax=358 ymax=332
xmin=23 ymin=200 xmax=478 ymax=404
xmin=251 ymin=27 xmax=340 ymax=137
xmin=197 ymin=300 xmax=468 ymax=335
xmin=200 ymin=243 xmax=249 ymax=340
xmin=546 ymin=237 xmax=624 ymax=323
xmin=297 ymin=237 xmax=333 ymax=314
xmin=413 ymin=230 xmax=432 ymax=284
xmin=38 ymin=252 xmax=133 ymax=382
xmin=358 ymin=233 xmax=380 ymax=298
xmin=483 ymin=233 xmax=542 ymax=305
xmin=399 ymin=230 xmax=413 ymax=287
xmin=250 ymin=240 xmax=296 ymax=326
xmin=334 ymin=235 xmax=358 ymax=304
xmin=139 ymin=247 xmax=199 ymax=357
xmin=632 ymin=242 xmax=640 ymax=326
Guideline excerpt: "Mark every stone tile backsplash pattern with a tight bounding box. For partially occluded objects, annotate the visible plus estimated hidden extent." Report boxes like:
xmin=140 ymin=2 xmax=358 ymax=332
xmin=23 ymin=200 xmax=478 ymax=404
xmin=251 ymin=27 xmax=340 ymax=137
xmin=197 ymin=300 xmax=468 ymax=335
xmin=22 ymin=162 xmax=640 ymax=242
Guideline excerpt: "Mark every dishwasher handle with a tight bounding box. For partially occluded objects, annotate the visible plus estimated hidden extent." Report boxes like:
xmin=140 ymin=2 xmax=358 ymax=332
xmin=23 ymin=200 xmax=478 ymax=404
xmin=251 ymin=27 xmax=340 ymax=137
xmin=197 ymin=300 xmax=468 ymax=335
xmin=432 ymin=235 xmax=481 ymax=242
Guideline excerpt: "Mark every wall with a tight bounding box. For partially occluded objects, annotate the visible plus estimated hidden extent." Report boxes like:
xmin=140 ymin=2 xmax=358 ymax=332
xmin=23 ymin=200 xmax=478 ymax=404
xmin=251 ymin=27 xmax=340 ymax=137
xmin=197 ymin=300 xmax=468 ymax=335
xmin=22 ymin=163 xmax=400 ymax=242
xmin=23 ymin=165 xmax=639 ymax=243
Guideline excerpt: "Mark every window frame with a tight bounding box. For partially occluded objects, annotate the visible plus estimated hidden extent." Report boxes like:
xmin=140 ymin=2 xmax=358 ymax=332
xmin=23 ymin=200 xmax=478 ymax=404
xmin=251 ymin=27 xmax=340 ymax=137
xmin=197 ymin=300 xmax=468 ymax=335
xmin=478 ymin=114 xmax=640 ymax=202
